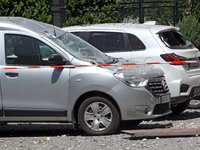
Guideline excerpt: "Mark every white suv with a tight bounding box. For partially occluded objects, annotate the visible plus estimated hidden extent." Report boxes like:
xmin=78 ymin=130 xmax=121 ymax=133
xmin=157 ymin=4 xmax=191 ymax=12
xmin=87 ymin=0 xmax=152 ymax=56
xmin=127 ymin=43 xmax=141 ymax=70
xmin=63 ymin=23 xmax=200 ymax=114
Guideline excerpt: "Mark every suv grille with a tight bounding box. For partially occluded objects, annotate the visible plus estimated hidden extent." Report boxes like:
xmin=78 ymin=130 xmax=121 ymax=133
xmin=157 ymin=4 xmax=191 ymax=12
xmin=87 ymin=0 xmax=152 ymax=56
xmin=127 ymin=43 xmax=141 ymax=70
xmin=153 ymin=103 xmax=170 ymax=114
xmin=147 ymin=76 xmax=169 ymax=97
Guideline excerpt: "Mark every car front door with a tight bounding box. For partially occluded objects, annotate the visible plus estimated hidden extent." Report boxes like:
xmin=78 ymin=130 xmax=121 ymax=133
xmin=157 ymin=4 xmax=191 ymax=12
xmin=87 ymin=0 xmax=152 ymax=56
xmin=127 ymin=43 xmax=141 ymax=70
xmin=1 ymin=33 xmax=69 ymax=117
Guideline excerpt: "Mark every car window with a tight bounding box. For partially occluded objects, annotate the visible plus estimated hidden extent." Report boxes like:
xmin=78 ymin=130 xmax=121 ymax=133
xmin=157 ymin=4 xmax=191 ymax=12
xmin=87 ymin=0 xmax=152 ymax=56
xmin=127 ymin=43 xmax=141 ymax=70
xmin=72 ymin=32 xmax=82 ymax=37
xmin=5 ymin=34 xmax=56 ymax=66
xmin=159 ymin=31 xmax=194 ymax=49
xmin=38 ymin=42 xmax=56 ymax=61
xmin=127 ymin=33 xmax=146 ymax=51
xmin=88 ymin=32 xmax=124 ymax=52
xmin=71 ymin=32 xmax=90 ymax=41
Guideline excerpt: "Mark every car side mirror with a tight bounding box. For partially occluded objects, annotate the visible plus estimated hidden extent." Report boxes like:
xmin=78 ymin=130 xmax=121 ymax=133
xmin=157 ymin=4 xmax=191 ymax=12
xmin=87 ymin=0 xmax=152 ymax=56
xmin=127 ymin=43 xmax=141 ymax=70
xmin=48 ymin=54 xmax=69 ymax=65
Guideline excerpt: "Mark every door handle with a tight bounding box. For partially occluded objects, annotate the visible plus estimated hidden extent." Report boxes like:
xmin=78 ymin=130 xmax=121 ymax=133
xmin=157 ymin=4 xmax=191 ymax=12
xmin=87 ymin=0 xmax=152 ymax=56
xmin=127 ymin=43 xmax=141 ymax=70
xmin=5 ymin=72 xmax=19 ymax=78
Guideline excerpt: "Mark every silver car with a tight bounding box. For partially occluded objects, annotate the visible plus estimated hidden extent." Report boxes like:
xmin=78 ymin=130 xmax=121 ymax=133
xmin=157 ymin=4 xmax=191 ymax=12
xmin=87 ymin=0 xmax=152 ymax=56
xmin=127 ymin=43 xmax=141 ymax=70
xmin=0 ymin=17 xmax=171 ymax=135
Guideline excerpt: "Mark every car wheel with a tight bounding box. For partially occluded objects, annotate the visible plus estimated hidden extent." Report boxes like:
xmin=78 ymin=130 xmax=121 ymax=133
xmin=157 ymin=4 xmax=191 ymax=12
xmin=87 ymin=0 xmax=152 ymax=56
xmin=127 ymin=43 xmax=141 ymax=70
xmin=78 ymin=96 xmax=120 ymax=135
xmin=171 ymin=100 xmax=190 ymax=115
xmin=188 ymin=99 xmax=200 ymax=109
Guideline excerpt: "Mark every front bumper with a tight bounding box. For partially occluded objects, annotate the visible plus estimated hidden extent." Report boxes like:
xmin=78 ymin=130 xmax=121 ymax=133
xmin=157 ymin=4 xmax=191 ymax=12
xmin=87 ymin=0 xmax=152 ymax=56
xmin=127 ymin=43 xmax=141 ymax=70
xmin=155 ymin=64 xmax=200 ymax=105
xmin=171 ymin=86 xmax=200 ymax=105
xmin=188 ymin=86 xmax=200 ymax=100
xmin=108 ymin=81 xmax=171 ymax=121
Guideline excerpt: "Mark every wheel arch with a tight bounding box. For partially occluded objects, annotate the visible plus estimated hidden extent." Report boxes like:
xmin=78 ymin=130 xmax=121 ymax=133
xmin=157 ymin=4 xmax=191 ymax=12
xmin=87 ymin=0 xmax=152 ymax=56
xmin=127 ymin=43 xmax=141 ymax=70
xmin=72 ymin=91 xmax=121 ymax=124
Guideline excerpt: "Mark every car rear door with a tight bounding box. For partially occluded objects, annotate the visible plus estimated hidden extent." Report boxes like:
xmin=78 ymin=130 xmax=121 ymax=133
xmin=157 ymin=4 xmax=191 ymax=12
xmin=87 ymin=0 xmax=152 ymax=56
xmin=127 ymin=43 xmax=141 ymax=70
xmin=1 ymin=32 xmax=70 ymax=117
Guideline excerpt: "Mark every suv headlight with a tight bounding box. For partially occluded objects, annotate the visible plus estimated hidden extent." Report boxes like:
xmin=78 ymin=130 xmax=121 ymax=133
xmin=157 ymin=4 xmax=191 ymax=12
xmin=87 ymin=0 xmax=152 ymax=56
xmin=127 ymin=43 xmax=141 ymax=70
xmin=114 ymin=72 xmax=148 ymax=87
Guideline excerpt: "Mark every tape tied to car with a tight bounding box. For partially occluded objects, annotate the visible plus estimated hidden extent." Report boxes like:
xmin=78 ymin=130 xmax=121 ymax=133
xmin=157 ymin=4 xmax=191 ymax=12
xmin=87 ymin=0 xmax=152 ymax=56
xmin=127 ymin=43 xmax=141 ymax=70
xmin=2 ymin=60 xmax=200 ymax=69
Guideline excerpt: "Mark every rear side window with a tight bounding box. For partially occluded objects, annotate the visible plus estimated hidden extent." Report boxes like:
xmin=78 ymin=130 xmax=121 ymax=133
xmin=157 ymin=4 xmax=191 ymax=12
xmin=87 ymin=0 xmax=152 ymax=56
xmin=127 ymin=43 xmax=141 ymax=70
xmin=72 ymin=32 xmax=82 ymax=37
xmin=71 ymin=32 xmax=90 ymax=41
xmin=88 ymin=32 xmax=124 ymax=52
xmin=127 ymin=33 xmax=146 ymax=50
xmin=159 ymin=31 xmax=194 ymax=49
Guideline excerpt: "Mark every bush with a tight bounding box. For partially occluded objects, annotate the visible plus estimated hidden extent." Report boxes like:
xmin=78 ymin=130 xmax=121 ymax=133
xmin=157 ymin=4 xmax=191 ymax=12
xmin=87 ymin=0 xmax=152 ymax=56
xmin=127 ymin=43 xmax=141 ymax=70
xmin=63 ymin=0 xmax=122 ymax=27
xmin=0 ymin=0 xmax=52 ymax=24
xmin=176 ymin=15 xmax=200 ymax=49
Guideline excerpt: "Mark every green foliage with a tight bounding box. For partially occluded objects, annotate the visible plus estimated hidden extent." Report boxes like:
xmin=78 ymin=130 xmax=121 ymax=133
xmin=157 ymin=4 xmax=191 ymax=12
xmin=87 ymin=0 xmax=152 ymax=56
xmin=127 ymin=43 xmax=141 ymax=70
xmin=176 ymin=15 xmax=200 ymax=49
xmin=63 ymin=0 xmax=122 ymax=27
xmin=179 ymin=0 xmax=200 ymax=21
xmin=0 ymin=0 xmax=52 ymax=24
xmin=178 ymin=0 xmax=191 ymax=20
xmin=118 ymin=0 xmax=177 ymax=25
xmin=192 ymin=1 xmax=200 ymax=21
xmin=143 ymin=3 xmax=174 ymax=25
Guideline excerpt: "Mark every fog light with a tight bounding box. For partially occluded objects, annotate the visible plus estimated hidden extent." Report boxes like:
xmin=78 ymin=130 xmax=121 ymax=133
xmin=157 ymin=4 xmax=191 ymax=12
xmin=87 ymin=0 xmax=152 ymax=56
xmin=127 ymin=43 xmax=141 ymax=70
xmin=145 ymin=107 xmax=151 ymax=114
xmin=135 ymin=106 xmax=152 ymax=115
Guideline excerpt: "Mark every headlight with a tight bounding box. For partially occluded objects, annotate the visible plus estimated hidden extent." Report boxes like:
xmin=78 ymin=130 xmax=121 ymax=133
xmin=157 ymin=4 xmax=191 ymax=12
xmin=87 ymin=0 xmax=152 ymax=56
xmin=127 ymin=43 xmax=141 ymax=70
xmin=114 ymin=72 xmax=148 ymax=87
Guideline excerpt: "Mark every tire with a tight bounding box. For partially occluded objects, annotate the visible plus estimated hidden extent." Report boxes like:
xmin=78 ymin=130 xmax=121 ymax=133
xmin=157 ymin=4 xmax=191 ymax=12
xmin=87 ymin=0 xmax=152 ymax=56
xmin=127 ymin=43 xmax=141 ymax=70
xmin=171 ymin=100 xmax=190 ymax=115
xmin=188 ymin=99 xmax=200 ymax=109
xmin=78 ymin=96 xmax=120 ymax=135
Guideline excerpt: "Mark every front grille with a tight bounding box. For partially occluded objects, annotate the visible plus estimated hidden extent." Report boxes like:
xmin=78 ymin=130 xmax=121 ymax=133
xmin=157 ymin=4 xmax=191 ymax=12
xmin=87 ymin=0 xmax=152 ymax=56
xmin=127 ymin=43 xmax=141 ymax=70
xmin=153 ymin=102 xmax=170 ymax=114
xmin=147 ymin=76 xmax=169 ymax=97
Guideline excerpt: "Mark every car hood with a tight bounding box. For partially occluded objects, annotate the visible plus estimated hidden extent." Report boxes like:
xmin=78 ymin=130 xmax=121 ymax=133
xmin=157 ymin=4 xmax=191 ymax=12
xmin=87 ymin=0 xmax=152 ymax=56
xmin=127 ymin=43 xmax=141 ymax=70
xmin=104 ymin=59 xmax=164 ymax=79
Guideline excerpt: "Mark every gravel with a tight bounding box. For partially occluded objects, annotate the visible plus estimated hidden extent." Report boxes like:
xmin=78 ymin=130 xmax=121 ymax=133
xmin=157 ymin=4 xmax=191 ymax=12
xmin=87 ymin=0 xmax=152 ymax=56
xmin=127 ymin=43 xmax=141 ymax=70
xmin=1 ymin=108 xmax=200 ymax=150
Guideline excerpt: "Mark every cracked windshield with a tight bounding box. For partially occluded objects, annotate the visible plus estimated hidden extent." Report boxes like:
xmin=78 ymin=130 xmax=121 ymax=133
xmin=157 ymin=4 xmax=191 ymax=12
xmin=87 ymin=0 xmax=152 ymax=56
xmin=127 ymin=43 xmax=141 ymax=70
xmin=49 ymin=32 xmax=111 ymax=64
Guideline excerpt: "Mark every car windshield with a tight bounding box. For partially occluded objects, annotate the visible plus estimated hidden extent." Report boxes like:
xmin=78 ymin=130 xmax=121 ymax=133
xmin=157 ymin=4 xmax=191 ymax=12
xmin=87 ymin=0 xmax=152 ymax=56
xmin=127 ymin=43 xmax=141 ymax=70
xmin=49 ymin=32 xmax=111 ymax=64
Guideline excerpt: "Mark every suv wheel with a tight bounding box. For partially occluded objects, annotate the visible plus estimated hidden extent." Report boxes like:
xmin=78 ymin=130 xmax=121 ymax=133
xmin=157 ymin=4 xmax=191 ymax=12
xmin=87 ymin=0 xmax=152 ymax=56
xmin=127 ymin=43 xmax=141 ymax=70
xmin=78 ymin=96 xmax=120 ymax=135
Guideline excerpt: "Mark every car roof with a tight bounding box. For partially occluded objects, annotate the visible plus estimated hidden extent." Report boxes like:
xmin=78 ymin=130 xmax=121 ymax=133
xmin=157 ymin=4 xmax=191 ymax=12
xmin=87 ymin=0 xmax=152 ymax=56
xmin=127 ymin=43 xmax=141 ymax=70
xmin=63 ymin=23 xmax=179 ymax=34
xmin=0 ymin=17 xmax=66 ymax=38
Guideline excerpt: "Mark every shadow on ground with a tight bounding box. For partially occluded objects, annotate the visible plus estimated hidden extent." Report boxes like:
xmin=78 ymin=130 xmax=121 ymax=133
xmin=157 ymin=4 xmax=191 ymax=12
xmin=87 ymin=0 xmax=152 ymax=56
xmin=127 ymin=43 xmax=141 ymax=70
xmin=0 ymin=109 xmax=199 ymax=137
xmin=0 ymin=123 xmax=85 ymax=137
xmin=154 ymin=109 xmax=200 ymax=121
xmin=120 ymin=109 xmax=200 ymax=130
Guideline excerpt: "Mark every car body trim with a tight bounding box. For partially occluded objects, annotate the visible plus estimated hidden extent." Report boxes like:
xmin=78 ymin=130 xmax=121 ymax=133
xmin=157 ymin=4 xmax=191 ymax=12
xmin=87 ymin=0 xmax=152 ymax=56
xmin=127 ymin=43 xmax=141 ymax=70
xmin=3 ymin=109 xmax=67 ymax=117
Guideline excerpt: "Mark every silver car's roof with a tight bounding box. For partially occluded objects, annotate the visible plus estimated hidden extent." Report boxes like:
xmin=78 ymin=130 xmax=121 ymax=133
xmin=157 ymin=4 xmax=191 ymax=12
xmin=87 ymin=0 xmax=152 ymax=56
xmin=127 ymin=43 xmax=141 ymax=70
xmin=0 ymin=17 xmax=66 ymax=38
xmin=63 ymin=23 xmax=180 ymax=34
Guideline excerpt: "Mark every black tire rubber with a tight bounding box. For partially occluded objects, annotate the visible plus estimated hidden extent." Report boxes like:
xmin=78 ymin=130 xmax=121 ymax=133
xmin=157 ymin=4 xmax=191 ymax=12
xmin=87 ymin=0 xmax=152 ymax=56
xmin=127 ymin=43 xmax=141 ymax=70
xmin=171 ymin=100 xmax=190 ymax=115
xmin=188 ymin=99 xmax=200 ymax=109
xmin=78 ymin=96 xmax=120 ymax=135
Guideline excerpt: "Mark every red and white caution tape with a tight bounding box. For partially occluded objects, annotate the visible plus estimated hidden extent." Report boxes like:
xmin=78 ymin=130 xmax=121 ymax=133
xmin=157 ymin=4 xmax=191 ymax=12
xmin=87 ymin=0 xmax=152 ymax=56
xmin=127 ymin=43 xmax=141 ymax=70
xmin=1 ymin=60 xmax=200 ymax=70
